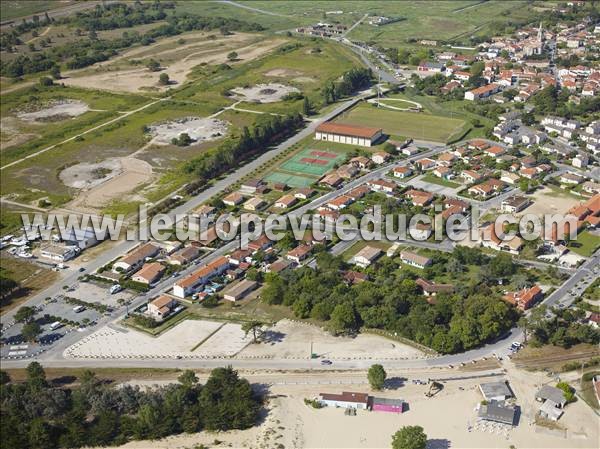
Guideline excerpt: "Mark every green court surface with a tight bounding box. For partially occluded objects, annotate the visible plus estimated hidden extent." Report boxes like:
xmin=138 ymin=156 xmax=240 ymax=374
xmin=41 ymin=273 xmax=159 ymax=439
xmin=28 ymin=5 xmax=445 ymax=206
xmin=279 ymin=148 xmax=344 ymax=177
xmin=264 ymin=171 xmax=316 ymax=188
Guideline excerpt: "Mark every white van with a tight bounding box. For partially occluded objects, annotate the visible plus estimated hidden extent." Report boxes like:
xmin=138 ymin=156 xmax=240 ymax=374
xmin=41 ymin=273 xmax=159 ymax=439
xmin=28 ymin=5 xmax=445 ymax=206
xmin=109 ymin=284 xmax=123 ymax=295
xmin=73 ymin=305 xmax=85 ymax=313
xmin=50 ymin=321 xmax=63 ymax=330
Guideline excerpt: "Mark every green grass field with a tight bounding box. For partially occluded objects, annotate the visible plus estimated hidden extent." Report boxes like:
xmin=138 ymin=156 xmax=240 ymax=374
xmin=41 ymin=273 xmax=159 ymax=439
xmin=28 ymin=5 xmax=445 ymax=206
xmin=335 ymin=103 xmax=466 ymax=143
xmin=263 ymin=171 xmax=316 ymax=188
xmin=240 ymin=0 xmax=539 ymax=46
xmin=0 ymin=0 xmax=70 ymax=20
xmin=421 ymin=173 xmax=461 ymax=188
xmin=568 ymin=231 xmax=600 ymax=257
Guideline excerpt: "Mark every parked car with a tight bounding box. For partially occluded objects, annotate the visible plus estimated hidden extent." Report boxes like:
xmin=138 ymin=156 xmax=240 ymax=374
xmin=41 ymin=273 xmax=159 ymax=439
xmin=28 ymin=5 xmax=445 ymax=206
xmin=320 ymin=359 xmax=333 ymax=365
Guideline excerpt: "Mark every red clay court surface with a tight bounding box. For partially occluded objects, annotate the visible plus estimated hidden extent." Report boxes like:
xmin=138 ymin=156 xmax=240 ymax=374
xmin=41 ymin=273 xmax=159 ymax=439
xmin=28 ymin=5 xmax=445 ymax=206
xmin=310 ymin=150 xmax=338 ymax=159
xmin=300 ymin=157 xmax=328 ymax=165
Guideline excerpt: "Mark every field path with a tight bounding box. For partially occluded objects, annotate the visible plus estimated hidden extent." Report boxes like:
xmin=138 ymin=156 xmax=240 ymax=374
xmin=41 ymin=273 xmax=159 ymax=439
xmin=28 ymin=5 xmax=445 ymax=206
xmin=1 ymin=98 xmax=164 ymax=170
xmin=25 ymin=26 xmax=51 ymax=44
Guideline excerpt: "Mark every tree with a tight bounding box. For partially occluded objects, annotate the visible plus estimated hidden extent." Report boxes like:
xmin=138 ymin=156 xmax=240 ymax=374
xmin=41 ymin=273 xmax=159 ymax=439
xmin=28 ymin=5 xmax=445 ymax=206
xmin=302 ymin=97 xmax=312 ymax=116
xmin=15 ymin=306 xmax=36 ymax=323
xmin=556 ymin=381 xmax=575 ymax=403
xmin=329 ymin=302 xmax=358 ymax=335
xmin=199 ymin=366 xmax=260 ymax=431
xmin=50 ymin=65 xmax=61 ymax=79
xmin=391 ymin=425 xmax=427 ymax=449
xmin=158 ymin=72 xmax=170 ymax=85
xmin=22 ymin=322 xmax=42 ymax=342
xmin=368 ymin=364 xmax=387 ymax=390
xmin=242 ymin=320 xmax=264 ymax=343
xmin=0 ymin=275 xmax=19 ymax=298
xmin=0 ymin=370 xmax=10 ymax=385
xmin=178 ymin=370 xmax=199 ymax=388
xmin=146 ymin=59 xmax=160 ymax=71
xmin=39 ymin=76 xmax=53 ymax=86
xmin=26 ymin=361 xmax=47 ymax=390
xmin=227 ymin=51 xmax=238 ymax=61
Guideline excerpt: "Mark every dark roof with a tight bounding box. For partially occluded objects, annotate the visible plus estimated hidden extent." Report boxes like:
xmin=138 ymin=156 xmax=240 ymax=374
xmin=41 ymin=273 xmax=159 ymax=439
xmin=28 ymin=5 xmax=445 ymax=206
xmin=478 ymin=400 xmax=516 ymax=425
xmin=536 ymin=385 xmax=567 ymax=405
xmin=371 ymin=397 xmax=405 ymax=407
xmin=479 ymin=381 xmax=513 ymax=400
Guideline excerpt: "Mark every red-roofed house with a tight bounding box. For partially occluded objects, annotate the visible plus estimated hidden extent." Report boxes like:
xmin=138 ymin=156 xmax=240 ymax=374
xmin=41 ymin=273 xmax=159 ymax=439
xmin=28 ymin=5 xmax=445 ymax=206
xmin=503 ymin=285 xmax=543 ymax=311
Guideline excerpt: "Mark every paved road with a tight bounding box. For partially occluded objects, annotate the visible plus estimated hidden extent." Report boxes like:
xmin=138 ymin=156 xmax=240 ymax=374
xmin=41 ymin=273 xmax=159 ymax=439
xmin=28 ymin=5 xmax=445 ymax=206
xmin=541 ymin=249 xmax=599 ymax=309
xmin=0 ymin=97 xmax=362 ymax=326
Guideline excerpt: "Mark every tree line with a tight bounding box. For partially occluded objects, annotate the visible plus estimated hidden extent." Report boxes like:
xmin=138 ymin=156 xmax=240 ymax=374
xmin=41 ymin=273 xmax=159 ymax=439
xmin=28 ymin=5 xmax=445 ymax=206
xmin=261 ymin=247 xmax=519 ymax=354
xmin=322 ymin=67 xmax=373 ymax=104
xmin=0 ymin=363 xmax=262 ymax=449
xmin=183 ymin=112 xmax=305 ymax=182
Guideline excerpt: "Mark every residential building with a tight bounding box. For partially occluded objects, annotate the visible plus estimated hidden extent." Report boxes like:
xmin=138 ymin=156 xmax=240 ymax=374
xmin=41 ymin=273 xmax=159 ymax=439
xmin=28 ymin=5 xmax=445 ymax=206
xmin=465 ymin=83 xmax=501 ymax=101
xmin=223 ymin=192 xmax=244 ymax=207
xmin=168 ymin=246 xmax=200 ymax=266
xmin=327 ymin=194 xmax=354 ymax=210
xmin=319 ymin=391 xmax=369 ymax=410
xmin=367 ymin=179 xmax=396 ymax=194
xmin=274 ymin=194 xmax=298 ymax=209
xmin=400 ymin=251 xmax=432 ymax=269
xmin=503 ymin=285 xmax=543 ymax=311
xmin=351 ymin=245 xmax=382 ymax=268
xmin=243 ymin=197 xmax=267 ymax=211
xmin=294 ymin=188 xmax=316 ymax=200
xmin=132 ymin=262 xmax=165 ymax=285
xmin=405 ymin=189 xmax=434 ymax=207
xmin=372 ymin=152 xmax=391 ymax=165
xmin=286 ymin=244 xmax=314 ymax=264
xmin=480 ymin=223 xmax=523 ymax=255
xmin=479 ymin=381 xmax=514 ymax=402
xmin=223 ymin=279 xmax=257 ymax=302
xmin=173 ymin=256 xmax=229 ymax=298
xmin=416 ymin=278 xmax=454 ymax=297
xmin=501 ymin=196 xmax=532 ymax=213
xmin=147 ymin=295 xmax=178 ymax=321
xmin=393 ymin=166 xmax=413 ymax=179
xmin=315 ymin=122 xmax=383 ymax=147
xmin=113 ymin=242 xmax=160 ymax=273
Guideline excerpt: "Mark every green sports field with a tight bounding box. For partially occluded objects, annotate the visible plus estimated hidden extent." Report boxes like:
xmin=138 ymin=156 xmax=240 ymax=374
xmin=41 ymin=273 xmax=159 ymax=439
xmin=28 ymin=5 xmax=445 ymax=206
xmin=335 ymin=103 xmax=467 ymax=144
xmin=279 ymin=148 xmax=344 ymax=177
xmin=263 ymin=171 xmax=316 ymax=188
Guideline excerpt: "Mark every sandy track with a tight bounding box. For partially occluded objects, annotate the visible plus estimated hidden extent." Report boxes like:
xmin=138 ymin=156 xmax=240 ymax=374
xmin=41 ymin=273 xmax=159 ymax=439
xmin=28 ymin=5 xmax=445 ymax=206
xmin=62 ymin=37 xmax=287 ymax=93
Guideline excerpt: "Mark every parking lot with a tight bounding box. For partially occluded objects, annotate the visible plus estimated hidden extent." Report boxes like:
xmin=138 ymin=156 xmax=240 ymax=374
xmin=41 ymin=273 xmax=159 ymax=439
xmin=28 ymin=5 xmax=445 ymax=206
xmin=0 ymin=279 xmax=136 ymax=360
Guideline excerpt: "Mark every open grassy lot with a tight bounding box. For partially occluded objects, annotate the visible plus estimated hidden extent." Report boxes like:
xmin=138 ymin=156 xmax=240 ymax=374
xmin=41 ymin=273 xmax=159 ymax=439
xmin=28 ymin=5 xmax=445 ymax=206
xmin=0 ymin=255 xmax=59 ymax=314
xmin=0 ymin=0 xmax=72 ymax=20
xmin=175 ymin=39 xmax=363 ymax=116
xmin=421 ymin=173 xmax=461 ymax=188
xmin=1 ymin=98 xmax=259 ymax=210
xmin=1 ymin=85 xmax=151 ymax=166
xmin=335 ymin=102 xmax=466 ymax=143
xmin=243 ymin=0 xmax=539 ymax=47
xmin=568 ymin=230 xmax=600 ymax=257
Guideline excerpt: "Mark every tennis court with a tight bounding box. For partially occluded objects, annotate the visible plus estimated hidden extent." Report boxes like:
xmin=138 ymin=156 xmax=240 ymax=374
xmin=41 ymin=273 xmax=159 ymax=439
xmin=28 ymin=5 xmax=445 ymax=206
xmin=279 ymin=148 xmax=344 ymax=177
xmin=264 ymin=171 xmax=316 ymax=188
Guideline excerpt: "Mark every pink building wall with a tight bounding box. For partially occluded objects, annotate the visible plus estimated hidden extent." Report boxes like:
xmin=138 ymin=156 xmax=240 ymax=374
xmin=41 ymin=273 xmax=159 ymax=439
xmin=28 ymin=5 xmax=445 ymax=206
xmin=372 ymin=404 xmax=403 ymax=413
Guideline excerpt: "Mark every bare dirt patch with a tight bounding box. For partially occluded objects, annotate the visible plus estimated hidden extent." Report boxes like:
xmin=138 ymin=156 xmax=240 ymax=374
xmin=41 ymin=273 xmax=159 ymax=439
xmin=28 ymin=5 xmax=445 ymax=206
xmin=230 ymin=83 xmax=300 ymax=103
xmin=239 ymin=319 xmax=424 ymax=360
xmin=0 ymin=117 xmax=38 ymax=150
xmin=68 ymin=157 xmax=153 ymax=211
xmin=525 ymin=186 xmax=581 ymax=216
xmin=16 ymin=100 xmax=89 ymax=122
xmin=148 ymin=117 xmax=229 ymax=145
xmin=59 ymin=158 xmax=122 ymax=189
xmin=61 ymin=35 xmax=287 ymax=93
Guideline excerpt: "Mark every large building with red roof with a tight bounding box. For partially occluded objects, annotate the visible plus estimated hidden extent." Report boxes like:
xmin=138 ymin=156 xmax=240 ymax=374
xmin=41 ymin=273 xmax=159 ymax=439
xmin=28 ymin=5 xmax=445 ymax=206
xmin=315 ymin=122 xmax=383 ymax=147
